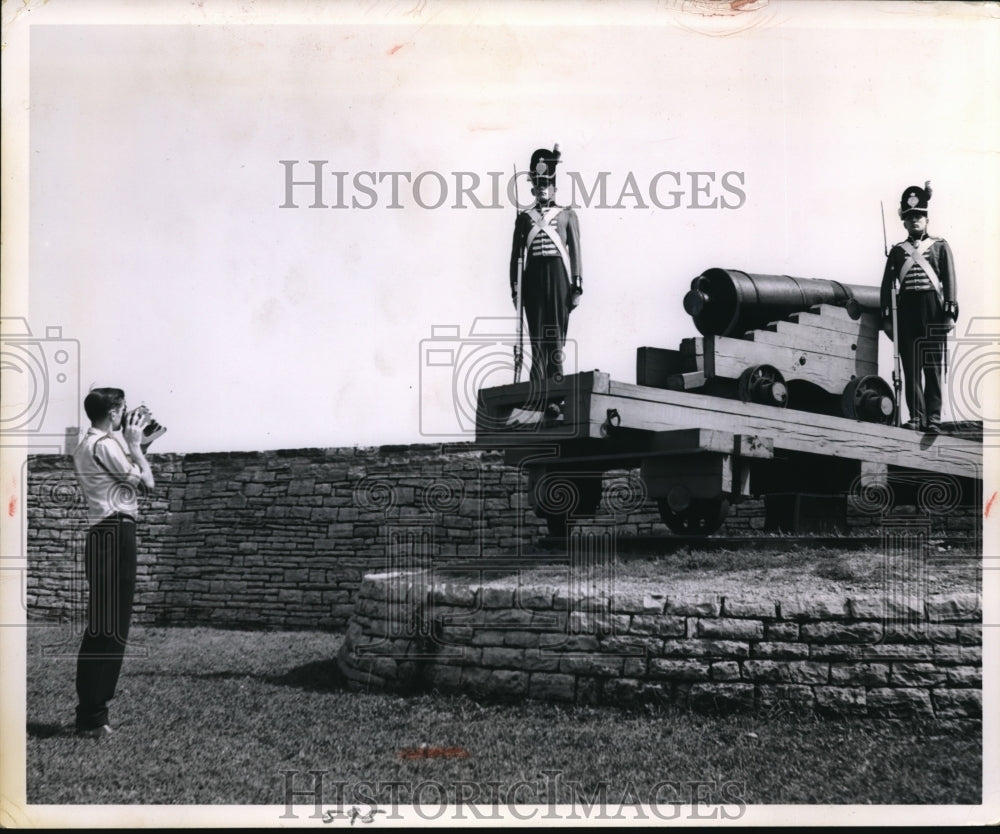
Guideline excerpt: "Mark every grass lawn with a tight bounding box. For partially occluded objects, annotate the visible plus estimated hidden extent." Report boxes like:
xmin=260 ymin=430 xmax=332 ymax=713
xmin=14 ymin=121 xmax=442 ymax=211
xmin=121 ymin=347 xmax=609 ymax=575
xmin=24 ymin=624 xmax=980 ymax=810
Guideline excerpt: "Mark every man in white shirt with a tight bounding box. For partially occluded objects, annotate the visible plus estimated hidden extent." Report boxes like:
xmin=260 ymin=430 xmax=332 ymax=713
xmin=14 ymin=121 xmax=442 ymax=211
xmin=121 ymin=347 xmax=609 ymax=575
xmin=71 ymin=387 xmax=156 ymax=738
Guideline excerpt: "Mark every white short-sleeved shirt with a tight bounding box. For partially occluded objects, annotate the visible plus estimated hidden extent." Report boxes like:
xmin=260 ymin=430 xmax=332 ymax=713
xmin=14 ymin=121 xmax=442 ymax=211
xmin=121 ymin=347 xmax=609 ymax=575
xmin=72 ymin=428 xmax=142 ymax=524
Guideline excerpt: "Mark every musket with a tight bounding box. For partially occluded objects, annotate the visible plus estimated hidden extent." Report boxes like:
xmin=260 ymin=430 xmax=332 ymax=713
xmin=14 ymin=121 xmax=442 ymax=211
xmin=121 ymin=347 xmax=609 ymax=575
xmin=513 ymin=163 xmax=526 ymax=383
xmin=882 ymin=199 xmax=903 ymax=427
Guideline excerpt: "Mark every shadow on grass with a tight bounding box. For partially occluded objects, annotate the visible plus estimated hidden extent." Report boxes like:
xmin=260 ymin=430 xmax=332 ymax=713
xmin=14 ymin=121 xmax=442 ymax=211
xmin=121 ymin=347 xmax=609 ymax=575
xmin=264 ymin=658 xmax=348 ymax=693
xmin=27 ymin=721 xmax=75 ymax=739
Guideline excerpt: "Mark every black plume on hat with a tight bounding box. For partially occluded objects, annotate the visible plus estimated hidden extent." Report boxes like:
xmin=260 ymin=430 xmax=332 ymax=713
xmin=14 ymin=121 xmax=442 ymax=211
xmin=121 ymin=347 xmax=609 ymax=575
xmin=529 ymin=145 xmax=561 ymax=185
xmin=898 ymin=181 xmax=932 ymax=217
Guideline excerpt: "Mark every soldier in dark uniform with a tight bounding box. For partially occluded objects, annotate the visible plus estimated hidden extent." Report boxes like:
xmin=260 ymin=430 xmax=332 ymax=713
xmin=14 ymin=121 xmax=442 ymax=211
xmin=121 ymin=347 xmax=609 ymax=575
xmin=879 ymin=183 xmax=958 ymax=434
xmin=509 ymin=146 xmax=583 ymax=419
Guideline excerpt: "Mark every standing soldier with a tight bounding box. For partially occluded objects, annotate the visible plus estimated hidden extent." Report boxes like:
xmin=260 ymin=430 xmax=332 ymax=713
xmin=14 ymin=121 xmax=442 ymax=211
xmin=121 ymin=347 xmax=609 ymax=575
xmin=879 ymin=183 xmax=958 ymax=434
xmin=510 ymin=145 xmax=583 ymax=421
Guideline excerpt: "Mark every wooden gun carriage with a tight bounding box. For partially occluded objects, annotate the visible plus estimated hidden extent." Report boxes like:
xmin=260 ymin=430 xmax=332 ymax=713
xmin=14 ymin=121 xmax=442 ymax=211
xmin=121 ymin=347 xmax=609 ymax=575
xmin=475 ymin=269 xmax=982 ymax=536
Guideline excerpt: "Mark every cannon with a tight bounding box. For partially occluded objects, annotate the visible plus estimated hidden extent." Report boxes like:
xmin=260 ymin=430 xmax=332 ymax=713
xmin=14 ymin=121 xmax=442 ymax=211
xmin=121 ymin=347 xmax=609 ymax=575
xmin=683 ymin=268 xmax=882 ymax=338
xmin=641 ymin=268 xmax=895 ymax=424
xmin=476 ymin=268 xmax=979 ymax=539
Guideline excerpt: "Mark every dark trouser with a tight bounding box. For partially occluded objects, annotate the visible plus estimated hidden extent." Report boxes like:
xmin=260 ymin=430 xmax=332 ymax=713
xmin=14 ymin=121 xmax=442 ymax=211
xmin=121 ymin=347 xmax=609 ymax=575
xmin=522 ymin=257 xmax=573 ymax=398
xmin=897 ymin=290 xmax=946 ymax=427
xmin=75 ymin=513 xmax=137 ymax=731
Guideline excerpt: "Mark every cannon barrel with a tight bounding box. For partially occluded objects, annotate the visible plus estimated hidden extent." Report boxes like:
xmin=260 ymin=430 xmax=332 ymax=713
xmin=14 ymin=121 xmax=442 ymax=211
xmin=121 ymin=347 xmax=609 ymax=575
xmin=683 ymin=268 xmax=882 ymax=337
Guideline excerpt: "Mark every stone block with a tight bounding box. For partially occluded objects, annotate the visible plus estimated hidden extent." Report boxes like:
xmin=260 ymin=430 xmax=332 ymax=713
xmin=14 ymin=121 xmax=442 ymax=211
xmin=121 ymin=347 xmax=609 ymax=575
xmin=848 ymin=643 xmax=935 ymax=662
xmin=623 ymin=657 xmax=647 ymax=678
xmin=847 ymin=595 xmax=924 ymax=621
xmin=517 ymin=589 xmax=555 ymax=610
xmin=528 ymin=672 xmax=576 ymax=702
xmin=758 ymin=684 xmax=815 ymax=714
xmin=568 ymin=612 xmax=630 ymax=636
xmin=503 ymin=631 xmax=541 ymax=649
xmin=470 ymin=629 xmax=507 ymax=647
xmin=946 ymin=666 xmax=981 ymax=687
xmin=751 ymin=642 xmax=810 ymax=660
xmin=484 ymin=608 xmax=536 ymax=627
xmin=829 ymin=662 xmax=890 ymax=686
xmin=925 ymin=593 xmax=981 ymax=622
xmin=559 ymin=655 xmax=625 ymax=677
xmin=648 ymin=659 xmax=711 ymax=681
xmin=781 ymin=595 xmax=850 ymax=619
xmin=629 ymin=614 xmax=687 ymax=637
xmin=538 ymin=634 xmax=600 ymax=652
xmin=664 ymin=596 xmax=721 ymax=617
xmin=490 ymin=670 xmax=529 ymax=697
xmin=710 ymin=661 xmax=741 ymax=681
xmin=521 ymin=651 xmax=561 ymax=673
xmin=600 ymin=635 xmax=661 ymax=656
xmin=956 ymin=624 xmax=982 ymax=646
xmin=765 ymin=622 xmax=799 ymax=641
xmin=611 ymin=592 xmax=666 ymax=614
xmin=867 ymin=687 xmax=934 ymax=718
xmin=479 ymin=588 xmax=514 ymax=608
xmin=799 ymin=622 xmax=882 ymax=644
xmin=742 ymin=660 xmax=828 ymax=685
xmin=932 ymin=645 xmax=962 ymax=666
xmin=695 ymin=618 xmax=764 ymax=640
xmin=815 ymin=686 xmax=867 ymax=717
xmin=932 ymin=689 xmax=982 ymax=719
xmin=460 ymin=666 xmax=493 ymax=695
xmin=661 ymin=639 xmax=749 ymax=659
xmin=480 ymin=647 xmax=524 ymax=669
xmin=723 ymin=598 xmax=778 ymax=619
xmin=960 ymin=646 xmax=982 ymax=664
xmin=688 ymin=683 xmax=755 ymax=714
xmin=890 ymin=662 xmax=947 ymax=687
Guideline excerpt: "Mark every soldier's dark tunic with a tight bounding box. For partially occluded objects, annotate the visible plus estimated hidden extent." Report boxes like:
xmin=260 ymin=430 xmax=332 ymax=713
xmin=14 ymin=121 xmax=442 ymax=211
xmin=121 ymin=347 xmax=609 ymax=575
xmin=509 ymin=203 xmax=582 ymax=387
xmin=879 ymin=234 xmax=957 ymax=428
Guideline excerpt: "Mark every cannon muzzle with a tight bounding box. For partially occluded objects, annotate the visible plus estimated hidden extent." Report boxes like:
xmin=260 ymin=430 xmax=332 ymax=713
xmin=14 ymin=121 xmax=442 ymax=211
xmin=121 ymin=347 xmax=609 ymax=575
xmin=683 ymin=268 xmax=882 ymax=337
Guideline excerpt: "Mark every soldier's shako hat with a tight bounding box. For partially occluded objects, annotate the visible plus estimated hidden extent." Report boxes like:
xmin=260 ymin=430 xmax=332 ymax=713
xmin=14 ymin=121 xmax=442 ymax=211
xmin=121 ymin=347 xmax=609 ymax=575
xmin=529 ymin=146 xmax=561 ymax=187
xmin=898 ymin=184 xmax=931 ymax=217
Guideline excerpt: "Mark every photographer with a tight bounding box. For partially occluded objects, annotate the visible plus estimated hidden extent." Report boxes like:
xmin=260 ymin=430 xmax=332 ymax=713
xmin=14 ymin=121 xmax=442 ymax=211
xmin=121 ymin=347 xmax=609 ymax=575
xmin=71 ymin=388 xmax=162 ymax=738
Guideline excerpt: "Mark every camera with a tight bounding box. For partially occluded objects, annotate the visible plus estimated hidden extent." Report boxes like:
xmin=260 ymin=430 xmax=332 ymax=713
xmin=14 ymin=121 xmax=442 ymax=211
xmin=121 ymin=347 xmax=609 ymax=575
xmin=125 ymin=404 xmax=167 ymax=442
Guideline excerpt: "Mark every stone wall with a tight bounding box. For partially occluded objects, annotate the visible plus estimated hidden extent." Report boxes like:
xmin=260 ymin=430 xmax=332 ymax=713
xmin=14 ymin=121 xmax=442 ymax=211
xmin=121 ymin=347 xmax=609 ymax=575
xmin=337 ymin=571 xmax=983 ymax=720
xmin=26 ymin=443 xmax=978 ymax=630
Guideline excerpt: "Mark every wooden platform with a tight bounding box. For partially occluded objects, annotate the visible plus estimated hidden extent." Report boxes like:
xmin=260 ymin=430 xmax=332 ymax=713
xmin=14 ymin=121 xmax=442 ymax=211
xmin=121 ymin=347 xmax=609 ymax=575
xmin=476 ymin=371 xmax=983 ymax=483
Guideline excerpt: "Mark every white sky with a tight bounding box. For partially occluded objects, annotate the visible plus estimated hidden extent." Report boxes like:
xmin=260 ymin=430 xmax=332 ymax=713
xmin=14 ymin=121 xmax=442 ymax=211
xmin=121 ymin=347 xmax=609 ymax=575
xmin=4 ymin=2 xmax=997 ymax=454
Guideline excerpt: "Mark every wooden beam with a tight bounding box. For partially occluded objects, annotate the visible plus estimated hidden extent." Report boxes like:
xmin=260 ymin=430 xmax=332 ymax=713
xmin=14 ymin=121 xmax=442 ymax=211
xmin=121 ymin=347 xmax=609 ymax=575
xmin=592 ymin=379 xmax=982 ymax=480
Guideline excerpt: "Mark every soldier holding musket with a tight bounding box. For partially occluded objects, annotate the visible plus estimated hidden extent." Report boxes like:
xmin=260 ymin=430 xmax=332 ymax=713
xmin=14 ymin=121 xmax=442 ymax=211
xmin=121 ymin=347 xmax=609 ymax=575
xmin=509 ymin=145 xmax=583 ymax=421
xmin=879 ymin=183 xmax=958 ymax=434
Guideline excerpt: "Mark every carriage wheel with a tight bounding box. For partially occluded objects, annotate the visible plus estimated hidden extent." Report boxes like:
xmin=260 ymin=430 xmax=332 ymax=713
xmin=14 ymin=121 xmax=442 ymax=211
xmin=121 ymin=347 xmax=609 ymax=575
xmin=656 ymin=495 xmax=730 ymax=536
xmin=737 ymin=365 xmax=788 ymax=408
xmin=841 ymin=375 xmax=895 ymax=424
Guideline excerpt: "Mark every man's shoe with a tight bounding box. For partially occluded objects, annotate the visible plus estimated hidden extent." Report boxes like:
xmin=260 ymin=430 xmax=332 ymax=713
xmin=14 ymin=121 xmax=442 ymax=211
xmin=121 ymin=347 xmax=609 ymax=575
xmin=925 ymin=422 xmax=940 ymax=435
xmin=901 ymin=420 xmax=920 ymax=430
xmin=76 ymin=724 xmax=113 ymax=739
